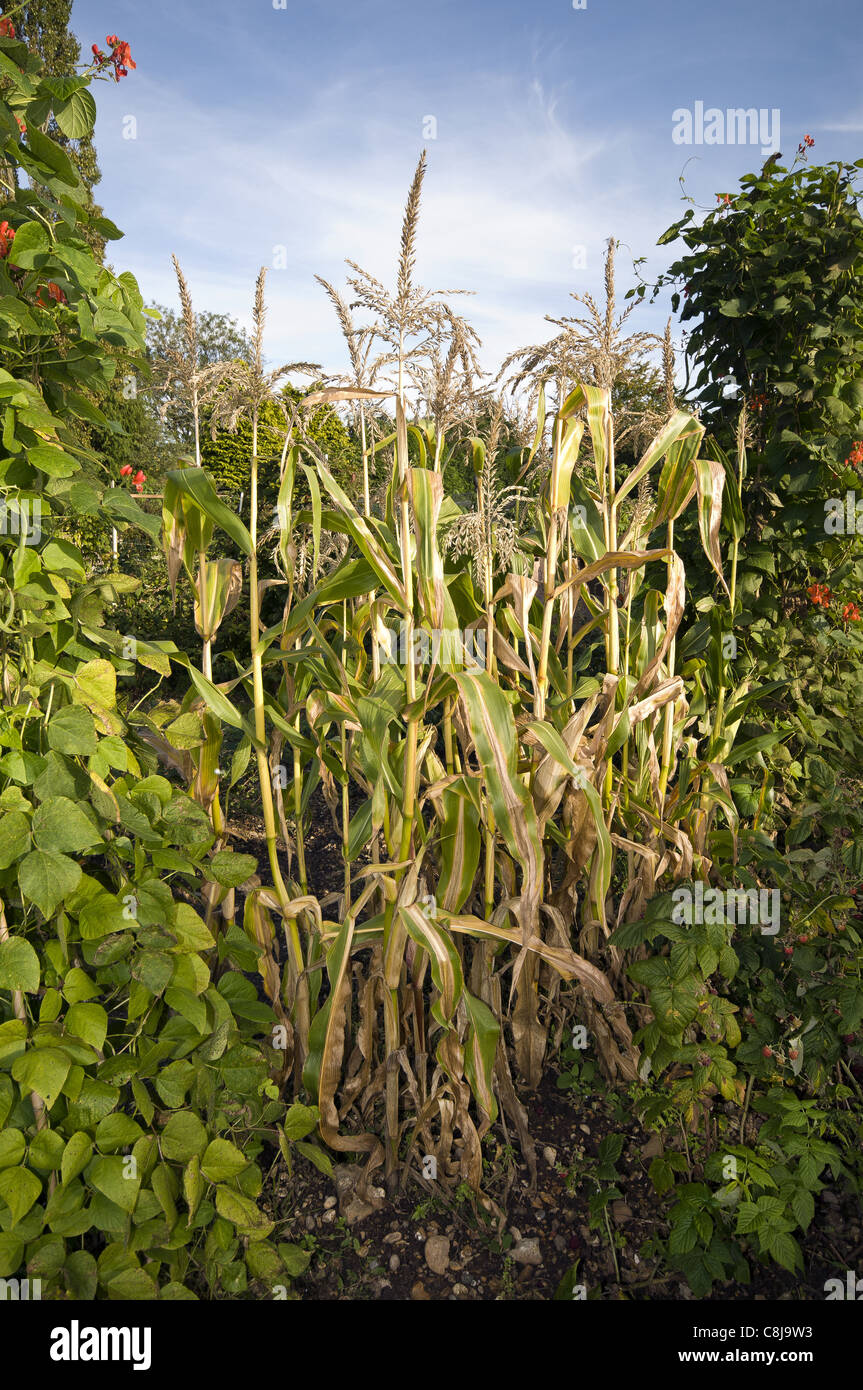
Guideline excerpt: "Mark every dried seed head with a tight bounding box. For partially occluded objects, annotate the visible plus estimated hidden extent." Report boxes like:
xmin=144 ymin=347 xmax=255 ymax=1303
xmin=663 ymin=319 xmax=676 ymax=417
xmin=171 ymin=254 xmax=198 ymax=366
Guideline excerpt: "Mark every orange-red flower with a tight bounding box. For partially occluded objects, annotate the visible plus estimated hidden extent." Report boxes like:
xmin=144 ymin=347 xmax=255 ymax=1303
xmin=0 ymin=220 xmax=15 ymax=257
xmin=846 ymin=441 xmax=863 ymax=468
xmin=35 ymin=281 xmax=67 ymax=307
xmin=0 ymin=16 xmax=16 ymax=39
xmin=843 ymin=601 xmax=861 ymax=623
xmin=105 ymin=34 xmax=136 ymax=81
xmin=120 ymin=465 xmax=133 ymax=477
xmin=91 ymin=36 xmax=135 ymax=79
xmin=808 ymin=582 xmax=831 ymax=608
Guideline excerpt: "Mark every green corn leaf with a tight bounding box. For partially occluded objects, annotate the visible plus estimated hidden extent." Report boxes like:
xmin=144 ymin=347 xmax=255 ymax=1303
xmin=452 ymin=670 xmax=543 ymax=928
xmin=194 ymin=557 xmax=243 ymax=642
xmin=551 ymin=418 xmax=585 ymax=510
xmin=302 ymin=916 xmax=353 ymax=1103
xmin=637 ymin=434 xmax=699 ymax=538
xmin=551 ymin=549 xmax=668 ymax=603
xmin=399 ymin=901 xmax=464 ymax=1027
xmin=616 ymin=411 xmax=703 ymax=507
xmin=310 ymin=454 xmax=408 ymax=611
xmin=165 ymin=467 xmax=252 ymax=557
xmin=463 ymin=990 xmax=499 ymax=1122
xmin=694 ymin=453 xmax=729 ymax=593
xmin=407 ymin=423 xmax=428 ymax=469
xmin=568 ymin=474 xmax=606 ymax=562
xmin=300 ymin=463 xmax=322 ymax=581
xmin=524 ymin=719 xmax=612 ymax=928
xmin=724 ymin=732 xmax=785 ymax=767
xmin=436 ymin=780 xmax=481 ymax=914
xmin=409 ymin=466 xmax=457 ymax=632
xmin=582 ymin=383 xmax=611 ymax=490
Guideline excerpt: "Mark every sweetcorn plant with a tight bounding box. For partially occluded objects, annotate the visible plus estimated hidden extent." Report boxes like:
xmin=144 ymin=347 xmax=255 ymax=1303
xmin=151 ymin=157 xmax=750 ymax=1203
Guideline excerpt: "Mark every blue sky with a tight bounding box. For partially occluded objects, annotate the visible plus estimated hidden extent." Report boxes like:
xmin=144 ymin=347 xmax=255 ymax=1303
xmin=72 ymin=0 xmax=863 ymax=381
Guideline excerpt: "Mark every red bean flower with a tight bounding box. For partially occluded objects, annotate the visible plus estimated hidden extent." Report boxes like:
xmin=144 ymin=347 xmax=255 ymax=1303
xmin=35 ymin=281 xmax=67 ymax=308
xmin=843 ymin=601 xmax=861 ymax=623
xmin=846 ymin=441 xmax=863 ymax=468
xmin=120 ymin=465 xmax=133 ymax=477
xmin=0 ymin=220 xmax=15 ymax=257
xmin=0 ymin=16 xmax=16 ymax=39
xmin=106 ymin=34 xmax=136 ymax=81
xmin=91 ymin=36 xmax=136 ymax=79
xmin=133 ymin=469 xmax=146 ymax=493
xmin=807 ymin=582 xmax=831 ymax=608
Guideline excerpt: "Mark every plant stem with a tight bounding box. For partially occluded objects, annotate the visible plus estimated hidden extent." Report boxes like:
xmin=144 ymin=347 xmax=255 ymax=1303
xmin=604 ymin=407 xmax=618 ymax=807
xmin=341 ymin=599 xmax=352 ymax=913
xmin=382 ymin=338 xmax=418 ymax=1179
xmin=0 ymin=901 xmax=46 ymax=1132
xmin=360 ymin=407 xmax=370 ymax=518
xmin=292 ymin=729 xmax=308 ymax=892
xmin=658 ymin=520 xmax=677 ymax=808
xmin=249 ymin=414 xmax=308 ymax=1064
xmin=536 ymin=515 xmax=560 ymax=720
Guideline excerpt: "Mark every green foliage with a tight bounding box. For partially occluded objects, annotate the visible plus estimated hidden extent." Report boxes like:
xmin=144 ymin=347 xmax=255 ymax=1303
xmin=277 ymin=1102 xmax=333 ymax=1180
xmin=654 ymin=157 xmax=863 ymax=458
xmin=201 ymin=387 xmax=361 ymax=508
xmin=651 ymin=153 xmax=863 ymax=855
xmin=651 ymin=1082 xmax=854 ymax=1296
xmin=16 ymin=2 xmax=104 ymax=249
xmin=0 ymin=41 xmax=293 ymax=1302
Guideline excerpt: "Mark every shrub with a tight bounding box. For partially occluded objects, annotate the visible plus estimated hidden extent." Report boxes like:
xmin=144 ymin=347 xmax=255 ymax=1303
xmin=0 ymin=31 xmax=298 ymax=1301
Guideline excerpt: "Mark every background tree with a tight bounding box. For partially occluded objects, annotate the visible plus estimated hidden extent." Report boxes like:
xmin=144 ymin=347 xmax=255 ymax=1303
xmin=200 ymin=384 xmax=360 ymax=512
xmin=146 ymin=304 xmax=255 ymax=448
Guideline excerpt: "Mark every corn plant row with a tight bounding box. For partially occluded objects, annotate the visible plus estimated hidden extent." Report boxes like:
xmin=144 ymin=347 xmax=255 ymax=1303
xmin=155 ymin=160 xmax=754 ymax=1196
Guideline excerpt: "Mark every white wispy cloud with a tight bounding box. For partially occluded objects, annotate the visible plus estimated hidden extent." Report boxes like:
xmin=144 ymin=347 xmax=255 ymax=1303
xmin=92 ymin=57 xmax=688 ymax=380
